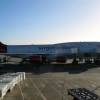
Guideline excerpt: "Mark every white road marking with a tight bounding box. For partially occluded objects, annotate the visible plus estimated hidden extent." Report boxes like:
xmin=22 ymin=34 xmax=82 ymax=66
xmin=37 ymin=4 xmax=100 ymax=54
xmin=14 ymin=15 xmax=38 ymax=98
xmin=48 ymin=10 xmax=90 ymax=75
xmin=18 ymin=83 xmax=25 ymax=100
xmin=43 ymin=79 xmax=62 ymax=97
xmin=30 ymin=78 xmax=47 ymax=100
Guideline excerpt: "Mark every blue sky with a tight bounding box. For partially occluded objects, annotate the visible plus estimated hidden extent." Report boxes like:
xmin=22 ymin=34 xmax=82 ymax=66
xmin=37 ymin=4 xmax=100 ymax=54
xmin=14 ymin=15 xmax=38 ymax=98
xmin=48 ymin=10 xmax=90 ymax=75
xmin=0 ymin=0 xmax=100 ymax=44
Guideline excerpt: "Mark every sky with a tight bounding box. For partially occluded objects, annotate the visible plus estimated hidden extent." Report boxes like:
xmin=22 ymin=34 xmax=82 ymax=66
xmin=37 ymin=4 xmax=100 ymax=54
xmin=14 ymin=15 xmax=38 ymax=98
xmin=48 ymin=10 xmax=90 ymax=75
xmin=0 ymin=0 xmax=100 ymax=45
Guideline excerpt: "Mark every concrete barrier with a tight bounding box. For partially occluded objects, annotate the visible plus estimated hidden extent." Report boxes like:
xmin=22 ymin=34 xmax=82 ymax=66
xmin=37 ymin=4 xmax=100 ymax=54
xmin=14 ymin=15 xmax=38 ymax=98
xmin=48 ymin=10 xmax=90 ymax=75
xmin=0 ymin=72 xmax=25 ymax=99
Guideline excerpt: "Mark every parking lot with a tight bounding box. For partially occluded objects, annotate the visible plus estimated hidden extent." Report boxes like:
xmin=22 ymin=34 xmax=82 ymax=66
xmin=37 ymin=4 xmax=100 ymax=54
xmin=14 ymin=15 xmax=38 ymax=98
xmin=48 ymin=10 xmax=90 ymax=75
xmin=1 ymin=64 xmax=100 ymax=100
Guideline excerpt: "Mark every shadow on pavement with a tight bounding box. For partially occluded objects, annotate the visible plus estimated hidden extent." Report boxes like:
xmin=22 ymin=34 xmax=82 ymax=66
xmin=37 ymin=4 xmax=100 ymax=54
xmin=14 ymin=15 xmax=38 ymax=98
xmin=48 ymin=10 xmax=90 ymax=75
xmin=0 ymin=63 xmax=100 ymax=75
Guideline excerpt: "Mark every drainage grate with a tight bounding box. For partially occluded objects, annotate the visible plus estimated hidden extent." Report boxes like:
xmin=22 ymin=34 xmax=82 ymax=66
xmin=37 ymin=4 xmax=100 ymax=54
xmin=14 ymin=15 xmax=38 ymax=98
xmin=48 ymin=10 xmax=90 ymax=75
xmin=68 ymin=88 xmax=100 ymax=100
